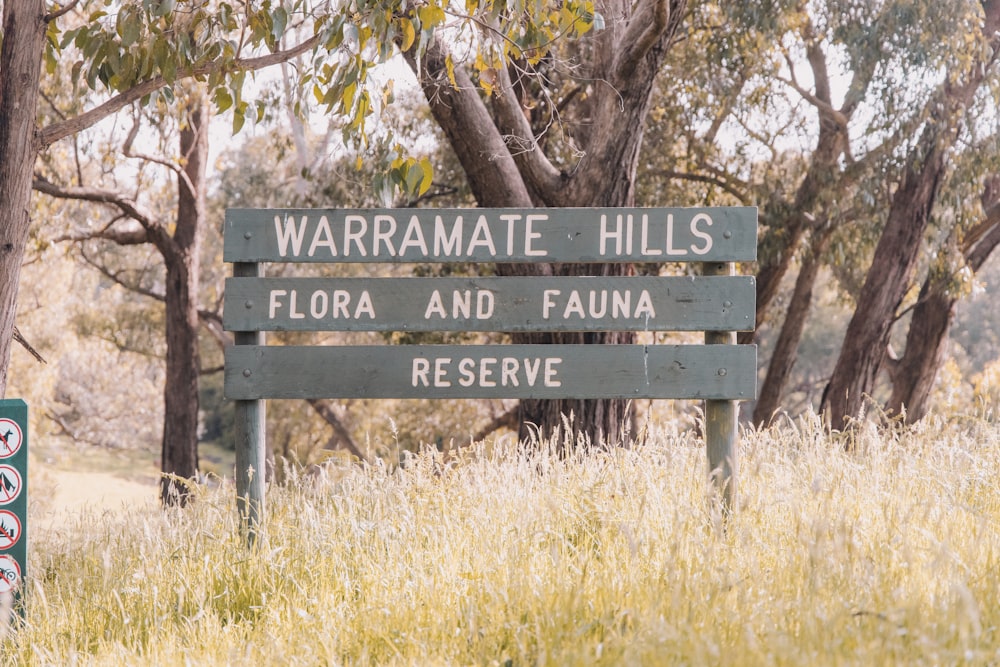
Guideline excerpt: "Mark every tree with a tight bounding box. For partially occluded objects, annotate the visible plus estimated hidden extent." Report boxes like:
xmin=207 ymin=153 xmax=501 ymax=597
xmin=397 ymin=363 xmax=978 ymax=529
xmin=822 ymin=0 xmax=1000 ymax=429
xmin=390 ymin=0 xmax=689 ymax=443
xmin=0 ymin=0 xmax=321 ymax=503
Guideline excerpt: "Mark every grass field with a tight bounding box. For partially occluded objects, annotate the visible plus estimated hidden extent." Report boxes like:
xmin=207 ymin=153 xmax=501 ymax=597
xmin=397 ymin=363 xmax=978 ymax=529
xmin=5 ymin=413 xmax=1000 ymax=665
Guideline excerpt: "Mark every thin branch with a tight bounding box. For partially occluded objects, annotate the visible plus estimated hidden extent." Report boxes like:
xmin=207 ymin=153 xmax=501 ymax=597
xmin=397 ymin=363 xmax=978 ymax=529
xmin=45 ymin=0 xmax=80 ymax=22
xmin=13 ymin=326 xmax=46 ymax=364
xmin=306 ymin=399 xmax=368 ymax=463
xmin=492 ymin=64 xmax=566 ymax=204
xmin=473 ymin=406 xmax=519 ymax=441
xmin=653 ymin=169 xmax=749 ymax=203
xmin=38 ymin=34 xmax=321 ymax=148
xmin=614 ymin=0 xmax=674 ymax=81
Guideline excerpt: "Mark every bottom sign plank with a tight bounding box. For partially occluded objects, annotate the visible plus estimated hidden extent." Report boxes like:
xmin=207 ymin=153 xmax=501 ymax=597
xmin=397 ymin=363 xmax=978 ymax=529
xmin=225 ymin=344 xmax=756 ymax=400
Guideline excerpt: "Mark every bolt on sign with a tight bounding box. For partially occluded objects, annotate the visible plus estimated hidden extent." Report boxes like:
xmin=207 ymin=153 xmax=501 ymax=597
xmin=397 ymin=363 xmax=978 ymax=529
xmin=0 ymin=399 xmax=27 ymax=609
xmin=223 ymin=207 xmax=758 ymax=539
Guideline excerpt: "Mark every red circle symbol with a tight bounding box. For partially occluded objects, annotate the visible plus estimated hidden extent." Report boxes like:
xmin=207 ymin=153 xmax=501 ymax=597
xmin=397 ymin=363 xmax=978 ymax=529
xmin=0 ymin=419 xmax=22 ymax=459
xmin=0 ymin=465 xmax=21 ymax=505
xmin=0 ymin=555 xmax=20 ymax=593
xmin=0 ymin=510 xmax=21 ymax=550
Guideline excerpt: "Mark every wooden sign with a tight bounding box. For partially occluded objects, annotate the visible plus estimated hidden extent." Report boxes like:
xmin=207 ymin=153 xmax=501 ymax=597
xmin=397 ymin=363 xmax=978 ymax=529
xmin=225 ymin=207 xmax=758 ymax=263
xmin=225 ymin=344 xmax=757 ymax=401
xmin=224 ymin=275 xmax=756 ymax=332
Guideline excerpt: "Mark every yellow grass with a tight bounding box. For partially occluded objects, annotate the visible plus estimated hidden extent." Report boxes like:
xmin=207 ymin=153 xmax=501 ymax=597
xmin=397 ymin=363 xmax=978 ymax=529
xmin=5 ymin=413 xmax=1000 ymax=665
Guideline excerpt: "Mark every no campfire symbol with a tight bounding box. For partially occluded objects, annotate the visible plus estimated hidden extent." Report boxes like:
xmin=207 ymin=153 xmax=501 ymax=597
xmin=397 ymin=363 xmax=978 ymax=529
xmin=0 ymin=466 xmax=21 ymax=506
xmin=0 ymin=419 xmax=22 ymax=459
xmin=0 ymin=510 xmax=20 ymax=550
xmin=0 ymin=555 xmax=20 ymax=594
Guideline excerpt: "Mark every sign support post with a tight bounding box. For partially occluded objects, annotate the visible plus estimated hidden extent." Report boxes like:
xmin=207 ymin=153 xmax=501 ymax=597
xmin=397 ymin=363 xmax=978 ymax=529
xmin=233 ymin=260 xmax=266 ymax=547
xmin=703 ymin=261 xmax=739 ymax=514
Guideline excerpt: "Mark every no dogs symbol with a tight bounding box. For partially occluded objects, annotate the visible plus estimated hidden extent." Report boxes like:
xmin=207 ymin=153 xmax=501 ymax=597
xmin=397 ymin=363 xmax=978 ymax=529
xmin=0 ymin=419 xmax=22 ymax=459
xmin=0 ymin=555 xmax=20 ymax=594
xmin=0 ymin=466 xmax=21 ymax=506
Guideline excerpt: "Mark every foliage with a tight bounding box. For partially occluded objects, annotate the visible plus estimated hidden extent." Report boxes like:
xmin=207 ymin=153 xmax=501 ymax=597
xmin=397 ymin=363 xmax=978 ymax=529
xmin=7 ymin=415 xmax=1000 ymax=663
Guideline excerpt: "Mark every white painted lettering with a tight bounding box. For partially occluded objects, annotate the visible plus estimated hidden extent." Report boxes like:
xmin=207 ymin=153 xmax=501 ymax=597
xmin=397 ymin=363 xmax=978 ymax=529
xmin=332 ymin=290 xmax=351 ymax=318
xmin=289 ymin=290 xmax=305 ymax=319
xmin=458 ymin=358 xmax=476 ymax=387
xmin=355 ymin=290 xmax=375 ymax=318
xmin=399 ymin=215 xmax=429 ymax=256
xmin=543 ymin=290 xmax=560 ymax=319
xmin=524 ymin=358 xmax=541 ymax=385
xmin=613 ymin=291 xmax=631 ymax=318
xmin=310 ymin=291 xmax=328 ymax=318
xmin=467 ymin=215 xmax=497 ymax=255
xmin=690 ymin=213 xmax=714 ymax=255
xmin=589 ymin=290 xmax=608 ymax=318
xmin=453 ymin=290 xmax=471 ymax=319
xmin=268 ymin=289 xmax=287 ymax=319
xmin=665 ymin=214 xmax=688 ymax=256
xmin=634 ymin=290 xmax=655 ymax=319
xmin=524 ymin=214 xmax=548 ymax=256
xmin=372 ymin=215 xmax=397 ymax=256
xmin=501 ymin=214 xmax=520 ymax=255
xmin=434 ymin=215 xmax=462 ymax=256
xmin=641 ymin=214 xmax=664 ymax=256
xmin=544 ymin=358 xmax=562 ymax=387
xmin=274 ymin=215 xmax=307 ymax=256
xmin=479 ymin=357 xmax=497 ymax=387
xmin=600 ymin=214 xmax=623 ymax=256
xmin=307 ymin=216 xmax=338 ymax=257
xmin=434 ymin=357 xmax=452 ymax=387
xmin=477 ymin=290 xmax=495 ymax=319
xmin=424 ymin=290 xmax=446 ymax=319
xmin=344 ymin=215 xmax=368 ymax=256
xmin=412 ymin=358 xmax=430 ymax=387
xmin=501 ymin=358 xmax=519 ymax=387
xmin=564 ymin=290 xmax=586 ymax=318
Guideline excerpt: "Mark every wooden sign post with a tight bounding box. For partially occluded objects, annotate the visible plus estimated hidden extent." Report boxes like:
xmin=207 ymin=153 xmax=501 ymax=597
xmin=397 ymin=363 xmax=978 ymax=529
xmin=224 ymin=207 xmax=757 ymax=540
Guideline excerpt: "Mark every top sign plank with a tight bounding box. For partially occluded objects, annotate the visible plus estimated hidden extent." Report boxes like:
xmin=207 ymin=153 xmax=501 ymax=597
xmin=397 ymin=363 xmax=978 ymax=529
xmin=224 ymin=207 xmax=757 ymax=264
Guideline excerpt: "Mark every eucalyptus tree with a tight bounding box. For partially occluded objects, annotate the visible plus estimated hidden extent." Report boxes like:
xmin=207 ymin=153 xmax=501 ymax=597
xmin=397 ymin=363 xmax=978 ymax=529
xmin=1 ymin=0 xmax=329 ymax=503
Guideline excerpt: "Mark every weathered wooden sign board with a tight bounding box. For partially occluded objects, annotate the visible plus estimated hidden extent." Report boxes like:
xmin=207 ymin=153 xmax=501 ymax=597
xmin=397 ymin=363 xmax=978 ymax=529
xmin=0 ymin=399 xmax=27 ymax=611
xmin=223 ymin=207 xmax=758 ymax=540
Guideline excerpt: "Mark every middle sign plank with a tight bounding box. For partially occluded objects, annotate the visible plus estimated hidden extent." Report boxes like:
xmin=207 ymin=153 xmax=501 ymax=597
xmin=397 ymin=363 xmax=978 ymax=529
xmin=224 ymin=276 xmax=756 ymax=333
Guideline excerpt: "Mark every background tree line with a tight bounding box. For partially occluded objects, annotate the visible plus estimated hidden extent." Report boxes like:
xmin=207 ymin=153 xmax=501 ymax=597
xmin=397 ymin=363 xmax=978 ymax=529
xmin=2 ymin=0 xmax=999 ymax=502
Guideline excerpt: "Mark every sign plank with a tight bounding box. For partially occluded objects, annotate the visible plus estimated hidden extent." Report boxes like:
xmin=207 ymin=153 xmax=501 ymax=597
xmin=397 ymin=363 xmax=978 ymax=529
xmin=224 ymin=344 xmax=757 ymax=400
xmin=224 ymin=207 xmax=757 ymax=263
xmin=224 ymin=275 xmax=756 ymax=333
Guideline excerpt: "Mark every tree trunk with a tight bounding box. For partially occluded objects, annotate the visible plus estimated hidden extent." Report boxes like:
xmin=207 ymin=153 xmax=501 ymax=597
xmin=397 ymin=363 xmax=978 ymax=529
xmin=405 ymin=1 xmax=686 ymax=445
xmin=886 ymin=209 xmax=1000 ymax=422
xmin=753 ymin=227 xmax=831 ymax=425
xmin=0 ymin=2 xmax=46 ymax=398
xmin=159 ymin=98 xmax=208 ymax=505
xmin=822 ymin=131 xmax=945 ymax=430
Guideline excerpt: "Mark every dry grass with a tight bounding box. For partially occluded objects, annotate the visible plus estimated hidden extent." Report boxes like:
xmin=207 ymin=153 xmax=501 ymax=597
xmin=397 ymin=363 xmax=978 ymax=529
xmin=5 ymin=413 xmax=1000 ymax=665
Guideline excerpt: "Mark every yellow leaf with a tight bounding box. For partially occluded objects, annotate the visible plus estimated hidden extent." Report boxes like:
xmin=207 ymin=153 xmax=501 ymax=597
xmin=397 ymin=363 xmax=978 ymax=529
xmin=445 ymin=53 xmax=458 ymax=88
xmin=418 ymin=157 xmax=434 ymax=196
xmin=400 ymin=17 xmax=416 ymax=51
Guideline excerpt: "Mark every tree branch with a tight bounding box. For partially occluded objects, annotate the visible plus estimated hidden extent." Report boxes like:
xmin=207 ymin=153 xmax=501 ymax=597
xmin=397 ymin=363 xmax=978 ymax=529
xmin=37 ymin=34 xmax=321 ymax=148
xmin=492 ymin=64 xmax=566 ymax=204
xmin=306 ymin=399 xmax=368 ymax=463
xmin=614 ymin=0 xmax=670 ymax=81
xmin=45 ymin=0 xmax=80 ymax=22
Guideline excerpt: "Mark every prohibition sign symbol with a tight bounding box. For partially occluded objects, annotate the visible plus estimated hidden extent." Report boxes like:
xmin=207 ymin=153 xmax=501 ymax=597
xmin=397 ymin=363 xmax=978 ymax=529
xmin=0 ymin=510 xmax=20 ymax=550
xmin=0 ymin=465 xmax=21 ymax=506
xmin=0 ymin=419 xmax=22 ymax=458
xmin=0 ymin=555 xmax=20 ymax=594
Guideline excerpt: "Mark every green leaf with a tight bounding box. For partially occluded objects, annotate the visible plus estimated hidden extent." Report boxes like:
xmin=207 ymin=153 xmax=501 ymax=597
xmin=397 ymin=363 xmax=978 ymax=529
xmin=272 ymin=7 xmax=288 ymax=42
